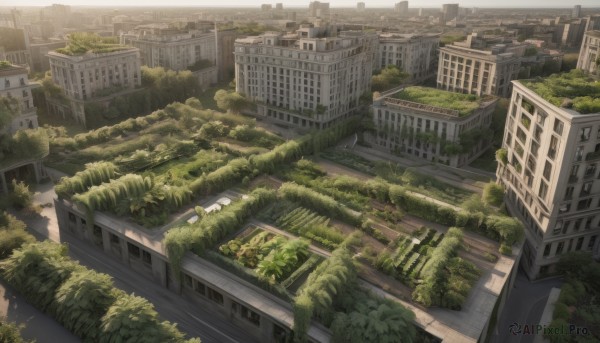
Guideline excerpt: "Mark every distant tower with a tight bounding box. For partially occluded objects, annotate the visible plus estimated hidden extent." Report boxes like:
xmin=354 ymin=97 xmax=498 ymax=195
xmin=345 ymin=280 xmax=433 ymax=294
xmin=357 ymin=2 xmax=365 ymax=11
xmin=275 ymin=3 xmax=283 ymax=10
xmin=395 ymin=1 xmax=409 ymax=16
xmin=418 ymin=8 xmax=423 ymax=17
xmin=441 ymin=3 xmax=459 ymax=24
xmin=572 ymin=5 xmax=582 ymax=18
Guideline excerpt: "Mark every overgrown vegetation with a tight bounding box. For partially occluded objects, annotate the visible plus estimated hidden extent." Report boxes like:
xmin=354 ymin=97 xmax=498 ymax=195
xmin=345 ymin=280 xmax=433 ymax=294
xmin=545 ymin=252 xmax=600 ymax=343
xmin=412 ymin=228 xmax=480 ymax=309
xmin=372 ymin=65 xmax=408 ymax=92
xmin=55 ymin=32 xmax=126 ymax=55
xmin=391 ymin=86 xmax=488 ymax=116
xmin=0 ymin=241 xmax=200 ymax=343
xmin=521 ymin=70 xmax=600 ymax=114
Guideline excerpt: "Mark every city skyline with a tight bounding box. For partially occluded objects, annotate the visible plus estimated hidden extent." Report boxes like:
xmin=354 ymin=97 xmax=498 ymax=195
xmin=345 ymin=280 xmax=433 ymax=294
xmin=2 ymin=0 xmax=600 ymax=8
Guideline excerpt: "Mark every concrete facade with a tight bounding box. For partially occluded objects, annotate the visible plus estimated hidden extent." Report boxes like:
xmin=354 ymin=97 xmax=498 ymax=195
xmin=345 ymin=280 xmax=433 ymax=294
xmin=234 ymin=27 xmax=376 ymax=129
xmin=47 ymin=47 xmax=141 ymax=126
xmin=437 ymin=41 xmax=521 ymax=98
xmin=372 ymin=86 xmax=497 ymax=167
xmin=497 ymin=81 xmax=600 ymax=280
xmin=577 ymin=30 xmax=600 ymax=75
xmin=0 ymin=63 xmax=45 ymax=194
xmin=376 ymin=32 xmax=440 ymax=83
xmin=120 ymin=24 xmax=216 ymax=72
xmin=0 ymin=64 xmax=38 ymax=134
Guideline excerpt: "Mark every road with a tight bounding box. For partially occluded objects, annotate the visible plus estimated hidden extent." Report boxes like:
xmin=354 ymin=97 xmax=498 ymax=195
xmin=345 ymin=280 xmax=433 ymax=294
xmin=14 ymin=180 xmax=259 ymax=343
xmin=490 ymin=268 xmax=563 ymax=343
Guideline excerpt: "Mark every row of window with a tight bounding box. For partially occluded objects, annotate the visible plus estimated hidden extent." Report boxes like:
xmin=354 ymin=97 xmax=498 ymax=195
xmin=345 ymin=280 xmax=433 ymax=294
xmin=543 ymin=235 xmax=597 ymax=258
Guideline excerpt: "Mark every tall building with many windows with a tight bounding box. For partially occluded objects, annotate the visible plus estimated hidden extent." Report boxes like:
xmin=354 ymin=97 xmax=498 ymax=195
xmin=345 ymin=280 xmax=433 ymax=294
xmin=437 ymin=34 xmax=521 ymax=97
xmin=577 ymin=30 xmax=600 ymax=74
xmin=377 ymin=32 xmax=440 ymax=83
xmin=497 ymin=73 xmax=600 ymax=279
xmin=441 ymin=3 xmax=459 ymax=24
xmin=47 ymin=42 xmax=141 ymax=126
xmin=234 ymin=26 xmax=376 ymax=129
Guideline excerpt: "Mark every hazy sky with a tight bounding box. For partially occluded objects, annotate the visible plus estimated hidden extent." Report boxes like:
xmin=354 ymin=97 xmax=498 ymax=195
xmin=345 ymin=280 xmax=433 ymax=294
xmin=2 ymin=0 xmax=599 ymax=8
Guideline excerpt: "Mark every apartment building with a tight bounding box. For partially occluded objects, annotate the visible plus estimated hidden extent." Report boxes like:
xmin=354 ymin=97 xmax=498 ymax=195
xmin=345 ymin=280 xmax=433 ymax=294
xmin=577 ymin=30 xmax=600 ymax=74
xmin=308 ymin=1 xmax=330 ymax=18
xmin=372 ymin=86 xmax=497 ymax=167
xmin=47 ymin=45 xmax=141 ymax=126
xmin=0 ymin=62 xmax=45 ymax=194
xmin=497 ymin=75 xmax=600 ymax=279
xmin=437 ymin=34 xmax=521 ymax=98
xmin=377 ymin=32 xmax=440 ymax=83
xmin=0 ymin=63 xmax=38 ymax=133
xmin=120 ymin=24 xmax=217 ymax=88
xmin=120 ymin=24 xmax=216 ymax=71
xmin=234 ymin=26 xmax=376 ymax=129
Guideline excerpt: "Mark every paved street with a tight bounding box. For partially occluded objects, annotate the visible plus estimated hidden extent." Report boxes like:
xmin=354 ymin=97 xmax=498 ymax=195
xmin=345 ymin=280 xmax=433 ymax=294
xmin=12 ymin=179 xmax=258 ymax=343
xmin=490 ymin=268 xmax=563 ymax=343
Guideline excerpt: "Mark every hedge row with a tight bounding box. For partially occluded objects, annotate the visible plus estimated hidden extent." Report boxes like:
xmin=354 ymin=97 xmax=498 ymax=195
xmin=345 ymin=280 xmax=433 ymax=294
xmin=1 ymin=241 xmax=199 ymax=343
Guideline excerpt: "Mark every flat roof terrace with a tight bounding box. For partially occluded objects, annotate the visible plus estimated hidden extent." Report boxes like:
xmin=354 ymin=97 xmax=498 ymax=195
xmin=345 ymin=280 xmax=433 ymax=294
xmin=385 ymin=86 xmax=496 ymax=117
xmin=519 ymin=70 xmax=600 ymax=114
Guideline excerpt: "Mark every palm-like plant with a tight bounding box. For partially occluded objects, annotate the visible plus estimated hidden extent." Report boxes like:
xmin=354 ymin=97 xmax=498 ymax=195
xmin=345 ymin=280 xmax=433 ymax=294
xmin=54 ymin=269 xmax=119 ymax=341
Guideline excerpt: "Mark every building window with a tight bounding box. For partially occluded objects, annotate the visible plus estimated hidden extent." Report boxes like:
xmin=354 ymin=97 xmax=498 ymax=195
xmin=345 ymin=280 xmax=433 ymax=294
xmin=588 ymin=235 xmax=597 ymax=250
xmin=556 ymin=241 xmax=564 ymax=255
xmin=577 ymin=199 xmax=592 ymax=210
xmin=575 ymin=146 xmax=584 ymax=162
xmin=110 ymin=233 xmax=119 ymax=244
xmin=127 ymin=242 xmax=140 ymax=259
xmin=564 ymin=186 xmax=574 ymax=200
xmin=580 ymin=127 xmax=592 ymax=141
xmin=207 ymin=287 xmax=224 ymax=305
xmin=241 ymin=305 xmax=261 ymax=326
xmin=585 ymin=164 xmax=597 ymax=177
xmin=142 ymin=250 xmax=152 ymax=264
xmin=548 ymin=136 xmax=559 ymax=159
xmin=553 ymin=221 xmax=563 ymax=235
xmin=538 ymin=182 xmax=548 ymax=199
xmin=543 ymin=161 xmax=552 ymax=180
xmin=194 ymin=280 xmax=206 ymax=295
xmin=543 ymin=244 xmax=551 ymax=256
xmin=581 ymin=182 xmax=593 ymax=196
xmin=553 ymin=119 xmax=564 ymax=135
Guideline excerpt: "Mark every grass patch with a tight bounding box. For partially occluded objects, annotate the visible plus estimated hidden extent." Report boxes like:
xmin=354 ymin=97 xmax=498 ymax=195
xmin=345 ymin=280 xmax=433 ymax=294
xmin=391 ymin=86 xmax=488 ymax=116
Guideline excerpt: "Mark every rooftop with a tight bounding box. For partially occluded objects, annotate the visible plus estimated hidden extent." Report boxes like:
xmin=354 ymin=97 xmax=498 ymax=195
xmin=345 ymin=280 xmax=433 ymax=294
xmin=519 ymin=70 xmax=600 ymax=114
xmin=586 ymin=30 xmax=600 ymax=39
xmin=0 ymin=61 xmax=27 ymax=76
xmin=54 ymin=32 xmax=132 ymax=56
xmin=388 ymin=86 xmax=494 ymax=117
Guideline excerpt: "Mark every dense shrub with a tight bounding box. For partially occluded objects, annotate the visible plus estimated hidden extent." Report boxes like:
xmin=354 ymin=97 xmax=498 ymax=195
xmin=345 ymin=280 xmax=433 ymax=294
xmin=0 ymin=241 xmax=199 ymax=343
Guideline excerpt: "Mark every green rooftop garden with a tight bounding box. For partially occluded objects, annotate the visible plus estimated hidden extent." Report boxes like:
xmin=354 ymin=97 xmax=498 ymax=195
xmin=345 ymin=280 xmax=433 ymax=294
xmin=521 ymin=70 xmax=600 ymax=114
xmin=0 ymin=60 xmax=12 ymax=69
xmin=56 ymin=32 xmax=129 ymax=56
xmin=391 ymin=86 xmax=488 ymax=116
xmin=48 ymin=94 xmax=524 ymax=343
